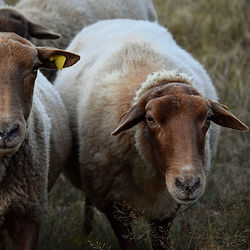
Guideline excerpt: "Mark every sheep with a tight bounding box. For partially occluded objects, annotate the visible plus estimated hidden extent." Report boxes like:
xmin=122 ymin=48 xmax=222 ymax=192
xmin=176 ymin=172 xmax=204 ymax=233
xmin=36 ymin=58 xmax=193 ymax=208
xmin=0 ymin=0 xmax=157 ymax=49
xmin=0 ymin=32 xmax=80 ymax=250
xmin=0 ymin=0 xmax=157 ymax=81
xmin=55 ymin=19 xmax=248 ymax=250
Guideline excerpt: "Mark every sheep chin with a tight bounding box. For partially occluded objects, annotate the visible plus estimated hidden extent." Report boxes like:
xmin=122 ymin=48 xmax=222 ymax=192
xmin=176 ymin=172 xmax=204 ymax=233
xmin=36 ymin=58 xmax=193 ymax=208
xmin=0 ymin=145 xmax=20 ymax=157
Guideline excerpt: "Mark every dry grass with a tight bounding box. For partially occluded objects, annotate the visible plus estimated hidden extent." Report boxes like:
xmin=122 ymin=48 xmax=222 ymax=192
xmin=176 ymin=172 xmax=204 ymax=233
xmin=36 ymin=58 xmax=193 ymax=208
xmin=4 ymin=0 xmax=17 ymax=5
xmin=3 ymin=0 xmax=250 ymax=249
xmin=153 ymin=1 xmax=250 ymax=249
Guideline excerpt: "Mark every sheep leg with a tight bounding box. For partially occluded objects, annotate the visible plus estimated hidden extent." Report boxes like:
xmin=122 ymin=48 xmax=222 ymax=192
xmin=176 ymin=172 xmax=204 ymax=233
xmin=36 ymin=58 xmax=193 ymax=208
xmin=0 ymin=243 xmax=5 ymax=250
xmin=8 ymin=219 xmax=39 ymax=250
xmin=150 ymin=211 xmax=177 ymax=250
xmin=0 ymin=230 xmax=6 ymax=250
xmin=82 ymin=196 xmax=94 ymax=235
xmin=104 ymin=203 xmax=137 ymax=250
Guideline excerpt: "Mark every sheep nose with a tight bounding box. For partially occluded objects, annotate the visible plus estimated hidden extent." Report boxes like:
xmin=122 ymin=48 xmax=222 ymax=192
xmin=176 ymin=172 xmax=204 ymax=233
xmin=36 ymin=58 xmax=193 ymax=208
xmin=175 ymin=176 xmax=200 ymax=194
xmin=0 ymin=124 xmax=19 ymax=142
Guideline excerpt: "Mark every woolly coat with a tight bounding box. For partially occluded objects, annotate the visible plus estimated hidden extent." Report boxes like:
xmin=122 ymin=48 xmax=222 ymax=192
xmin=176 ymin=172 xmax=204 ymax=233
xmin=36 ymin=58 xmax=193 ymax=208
xmin=0 ymin=71 xmax=71 ymax=225
xmin=9 ymin=0 xmax=157 ymax=49
xmin=55 ymin=19 xmax=219 ymax=220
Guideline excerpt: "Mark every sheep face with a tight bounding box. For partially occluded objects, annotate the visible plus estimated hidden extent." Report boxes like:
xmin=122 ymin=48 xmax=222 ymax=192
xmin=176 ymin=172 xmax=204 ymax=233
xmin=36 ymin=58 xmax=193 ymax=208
xmin=0 ymin=32 xmax=80 ymax=156
xmin=0 ymin=8 xmax=61 ymax=40
xmin=112 ymin=83 xmax=248 ymax=204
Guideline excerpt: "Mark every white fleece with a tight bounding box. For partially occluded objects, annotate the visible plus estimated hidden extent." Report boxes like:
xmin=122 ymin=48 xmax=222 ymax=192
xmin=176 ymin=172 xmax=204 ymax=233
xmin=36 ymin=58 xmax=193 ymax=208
xmin=12 ymin=0 xmax=157 ymax=49
xmin=55 ymin=19 xmax=220 ymax=219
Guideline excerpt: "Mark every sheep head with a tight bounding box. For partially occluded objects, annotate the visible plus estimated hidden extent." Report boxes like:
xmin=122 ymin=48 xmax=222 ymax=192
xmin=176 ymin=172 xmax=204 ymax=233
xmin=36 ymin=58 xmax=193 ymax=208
xmin=0 ymin=8 xmax=61 ymax=40
xmin=0 ymin=32 xmax=80 ymax=156
xmin=112 ymin=82 xmax=248 ymax=204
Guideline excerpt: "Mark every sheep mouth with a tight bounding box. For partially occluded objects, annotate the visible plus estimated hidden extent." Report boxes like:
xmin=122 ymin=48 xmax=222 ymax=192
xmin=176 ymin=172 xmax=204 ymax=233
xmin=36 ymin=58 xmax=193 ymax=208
xmin=178 ymin=197 xmax=195 ymax=202
xmin=173 ymin=195 xmax=198 ymax=204
xmin=0 ymin=145 xmax=19 ymax=156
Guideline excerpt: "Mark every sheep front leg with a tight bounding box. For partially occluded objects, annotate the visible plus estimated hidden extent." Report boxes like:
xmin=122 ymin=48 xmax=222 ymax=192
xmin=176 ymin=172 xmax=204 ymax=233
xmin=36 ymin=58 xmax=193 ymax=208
xmin=83 ymin=197 xmax=94 ymax=235
xmin=150 ymin=204 xmax=180 ymax=249
xmin=0 ymin=230 xmax=6 ymax=250
xmin=103 ymin=203 xmax=137 ymax=250
xmin=8 ymin=219 xmax=39 ymax=250
xmin=150 ymin=207 xmax=179 ymax=250
xmin=150 ymin=217 xmax=172 ymax=249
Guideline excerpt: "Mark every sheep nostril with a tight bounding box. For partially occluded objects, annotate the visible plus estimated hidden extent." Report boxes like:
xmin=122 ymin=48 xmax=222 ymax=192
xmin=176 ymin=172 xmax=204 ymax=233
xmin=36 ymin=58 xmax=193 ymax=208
xmin=175 ymin=176 xmax=201 ymax=194
xmin=191 ymin=178 xmax=200 ymax=192
xmin=0 ymin=131 xmax=5 ymax=140
xmin=6 ymin=124 xmax=19 ymax=142
xmin=175 ymin=177 xmax=184 ymax=189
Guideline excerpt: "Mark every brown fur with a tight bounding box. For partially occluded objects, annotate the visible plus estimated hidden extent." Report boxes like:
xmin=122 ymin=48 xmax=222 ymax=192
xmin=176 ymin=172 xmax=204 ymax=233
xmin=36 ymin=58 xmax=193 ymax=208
xmin=113 ymin=84 xmax=209 ymax=202
xmin=114 ymin=83 xmax=247 ymax=203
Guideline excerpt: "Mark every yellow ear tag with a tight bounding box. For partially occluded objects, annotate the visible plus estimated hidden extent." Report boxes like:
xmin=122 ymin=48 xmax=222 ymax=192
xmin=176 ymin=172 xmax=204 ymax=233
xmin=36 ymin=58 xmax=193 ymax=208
xmin=220 ymin=104 xmax=230 ymax=111
xmin=49 ymin=55 xmax=66 ymax=70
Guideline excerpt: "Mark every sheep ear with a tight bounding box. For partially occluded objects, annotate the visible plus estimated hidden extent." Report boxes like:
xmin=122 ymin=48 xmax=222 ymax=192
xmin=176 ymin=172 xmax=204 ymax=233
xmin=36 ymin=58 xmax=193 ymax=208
xmin=28 ymin=21 xmax=61 ymax=40
xmin=209 ymin=100 xmax=248 ymax=131
xmin=112 ymin=102 xmax=145 ymax=136
xmin=0 ymin=8 xmax=60 ymax=39
xmin=37 ymin=47 xmax=80 ymax=70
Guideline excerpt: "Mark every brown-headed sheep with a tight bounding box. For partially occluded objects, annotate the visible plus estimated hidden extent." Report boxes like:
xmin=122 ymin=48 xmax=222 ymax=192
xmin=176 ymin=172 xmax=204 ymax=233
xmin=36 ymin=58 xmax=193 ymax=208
xmin=0 ymin=0 xmax=157 ymax=49
xmin=55 ymin=19 xmax=248 ymax=250
xmin=0 ymin=32 xmax=79 ymax=250
xmin=0 ymin=0 xmax=157 ymax=81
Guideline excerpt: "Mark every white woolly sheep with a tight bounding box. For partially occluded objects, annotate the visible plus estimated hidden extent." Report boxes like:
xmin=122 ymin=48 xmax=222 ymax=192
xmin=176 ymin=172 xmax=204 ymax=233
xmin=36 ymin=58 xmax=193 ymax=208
xmin=0 ymin=32 xmax=79 ymax=250
xmin=0 ymin=0 xmax=157 ymax=81
xmin=55 ymin=19 xmax=248 ymax=250
xmin=0 ymin=0 xmax=157 ymax=49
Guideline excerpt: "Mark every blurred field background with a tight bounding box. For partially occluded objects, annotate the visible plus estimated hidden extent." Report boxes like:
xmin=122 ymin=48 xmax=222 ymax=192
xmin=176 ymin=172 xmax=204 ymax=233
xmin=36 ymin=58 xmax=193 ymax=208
xmin=5 ymin=0 xmax=250 ymax=249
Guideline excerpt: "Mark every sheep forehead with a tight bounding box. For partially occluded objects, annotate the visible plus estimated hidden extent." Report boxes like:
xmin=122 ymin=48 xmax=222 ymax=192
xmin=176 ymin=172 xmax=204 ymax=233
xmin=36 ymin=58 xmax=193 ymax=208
xmin=0 ymin=32 xmax=32 ymax=46
xmin=0 ymin=33 xmax=36 ymax=67
xmin=0 ymin=8 xmax=29 ymax=38
xmin=146 ymin=91 xmax=209 ymax=122
xmin=0 ymin=8 xmax=22 ymax=18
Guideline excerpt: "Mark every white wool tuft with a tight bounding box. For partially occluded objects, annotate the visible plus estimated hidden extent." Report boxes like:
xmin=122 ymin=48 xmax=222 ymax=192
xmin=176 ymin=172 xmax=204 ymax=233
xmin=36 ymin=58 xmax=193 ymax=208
xmin=133 ymin=70 xmax=193 ymax=103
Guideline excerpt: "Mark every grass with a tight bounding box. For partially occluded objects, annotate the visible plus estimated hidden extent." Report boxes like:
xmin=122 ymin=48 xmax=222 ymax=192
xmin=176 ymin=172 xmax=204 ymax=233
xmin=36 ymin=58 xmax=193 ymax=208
xmin=152 ymin=0 xmax=250 ymax=249
xmin=4 ymin=0 xmax=250 ymax=249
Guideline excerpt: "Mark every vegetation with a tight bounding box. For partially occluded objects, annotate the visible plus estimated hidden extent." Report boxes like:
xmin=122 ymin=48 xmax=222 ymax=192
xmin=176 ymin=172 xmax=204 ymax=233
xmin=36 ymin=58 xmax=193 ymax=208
xmin=4 ymin=0 xmax=250 ymax=249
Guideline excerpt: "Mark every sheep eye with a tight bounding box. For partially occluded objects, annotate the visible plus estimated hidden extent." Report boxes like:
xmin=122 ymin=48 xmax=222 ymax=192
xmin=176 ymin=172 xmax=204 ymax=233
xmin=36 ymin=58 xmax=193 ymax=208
xmin=11 ymin=14 xmax=22 ymax=21
xmin=147 ymin=117 xmax=155 ymax=123
xmin=206 ymin=114 xmax=213 ymax=122
xmin=32 ymin=64 xmax=40 ymax=73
